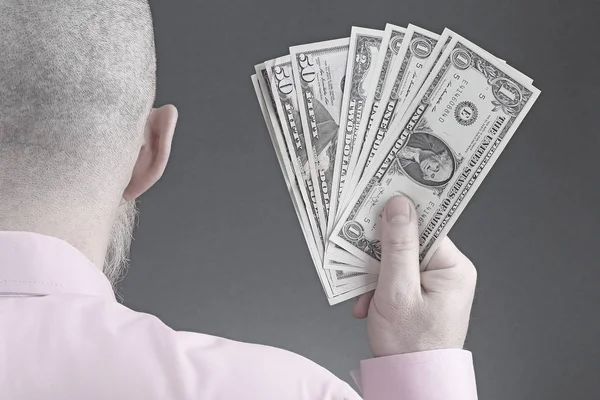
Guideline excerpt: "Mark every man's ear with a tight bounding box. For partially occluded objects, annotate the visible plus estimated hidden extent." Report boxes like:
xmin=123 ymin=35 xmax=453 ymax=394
xmin=123 ymin=105 xmax=178 ymax=201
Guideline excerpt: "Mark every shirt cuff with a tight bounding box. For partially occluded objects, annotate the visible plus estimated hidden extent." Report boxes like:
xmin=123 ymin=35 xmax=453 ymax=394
xmin=358 ymin=349 xmax=478 ymax=400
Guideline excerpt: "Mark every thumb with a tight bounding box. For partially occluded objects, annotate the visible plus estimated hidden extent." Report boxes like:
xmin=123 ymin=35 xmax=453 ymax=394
xmin=377 ymin=195 xmax=421 ymax=300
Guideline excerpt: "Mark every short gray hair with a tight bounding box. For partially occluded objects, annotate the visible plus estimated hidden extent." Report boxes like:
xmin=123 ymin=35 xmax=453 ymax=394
xmin=0 ymin=0 xmax=156 ymax=161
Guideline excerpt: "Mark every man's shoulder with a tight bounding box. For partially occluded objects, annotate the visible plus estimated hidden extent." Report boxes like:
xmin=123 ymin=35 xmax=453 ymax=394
xmin=8 ymin=295 xmax=355 ymax=399
xmin=106 ymin=301 xmax=356 ymax=399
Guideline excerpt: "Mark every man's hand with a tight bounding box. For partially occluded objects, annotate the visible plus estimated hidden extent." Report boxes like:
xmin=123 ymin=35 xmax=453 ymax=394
xmin=353 ymin=195 xmax=477 ymax=357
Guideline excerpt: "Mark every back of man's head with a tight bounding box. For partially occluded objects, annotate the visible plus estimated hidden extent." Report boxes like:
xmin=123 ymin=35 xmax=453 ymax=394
xmin=0 ymin=0 xmax=158 ymax=286
xmin=0 ymin=0 xmax=156 ymax=186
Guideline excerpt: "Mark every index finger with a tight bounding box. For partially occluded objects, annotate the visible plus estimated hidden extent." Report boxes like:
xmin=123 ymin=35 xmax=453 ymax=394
xmin=424 ymin=237 xmax=467 ymax=271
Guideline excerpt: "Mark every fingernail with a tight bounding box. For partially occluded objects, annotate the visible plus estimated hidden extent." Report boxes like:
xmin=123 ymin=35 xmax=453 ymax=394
xmin=386 ymin=195 xmax=411 ymax=224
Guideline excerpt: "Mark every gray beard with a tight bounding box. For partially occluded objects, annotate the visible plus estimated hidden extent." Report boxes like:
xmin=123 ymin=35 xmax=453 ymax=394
xmin=103 ymin=200 xmax=138 ymax=295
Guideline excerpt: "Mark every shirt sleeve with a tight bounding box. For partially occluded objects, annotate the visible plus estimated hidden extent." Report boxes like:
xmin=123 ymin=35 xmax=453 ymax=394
xmin=358 ymin=349 xmax=478 ymax=400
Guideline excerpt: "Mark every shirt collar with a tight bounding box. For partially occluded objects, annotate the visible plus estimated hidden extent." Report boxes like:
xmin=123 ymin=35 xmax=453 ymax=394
xmin=0 ymin=231 xmax=116 ymax=301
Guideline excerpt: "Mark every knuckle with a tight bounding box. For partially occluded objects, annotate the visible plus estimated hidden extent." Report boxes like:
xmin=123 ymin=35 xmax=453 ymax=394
xmin=462 ymin=260 xmax=478 ymax=285
xmin=374 ymin=288 xmax=420 ymax=322
xmin=376 ymin=296 xmax=409 ymax=323
xmin=374 ymin=289 xmax=404 ymax=314
xmin=379 ymin=298 xmax=404 ymax=319
xmin=447 ymin=259 xmax=477 ymax=290
xmin=385 ymin=232 xmax=418 ymax=253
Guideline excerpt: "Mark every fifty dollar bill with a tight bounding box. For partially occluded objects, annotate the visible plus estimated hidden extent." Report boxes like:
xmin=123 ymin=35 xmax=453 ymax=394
xmin=252 ymin=71 xmax=323 ymax=272
xmin=253 ymin=64 xmax=376 ymax=304
xmin=265 ymin=56 xmax=325 ymax=256
xmin=290 ymin=38 xmax=349 ymax=231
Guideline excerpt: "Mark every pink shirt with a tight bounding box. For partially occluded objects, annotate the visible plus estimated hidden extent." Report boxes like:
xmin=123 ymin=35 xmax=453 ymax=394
xmin=0 ymin=232 xmax=478 ymax=399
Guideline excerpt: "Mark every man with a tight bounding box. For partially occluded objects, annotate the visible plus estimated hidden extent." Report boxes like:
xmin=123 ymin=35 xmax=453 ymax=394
xmin=398 ymin=132 xmax=455 ymax=185
xmin=0 ymin=2 xmax=478 ymax=399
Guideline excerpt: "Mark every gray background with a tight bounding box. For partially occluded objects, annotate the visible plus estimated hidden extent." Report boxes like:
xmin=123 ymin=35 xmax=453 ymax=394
xmin=122 ymin=1 xmax=600 ymax=398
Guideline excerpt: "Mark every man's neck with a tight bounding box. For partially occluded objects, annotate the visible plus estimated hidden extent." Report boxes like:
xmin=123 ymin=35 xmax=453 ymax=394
xmin=0 ymin=203 xmax=113 ymax=272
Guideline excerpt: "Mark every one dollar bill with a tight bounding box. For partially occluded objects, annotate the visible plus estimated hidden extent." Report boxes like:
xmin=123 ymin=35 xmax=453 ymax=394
xmin=328 ymin=27 xmax=383 ymax=235
xmin=339 ymin=24 xmax=440 ymax=214
xmin=331 ymin=32 xmax=540 ymax=268
xmin=336 ymin=24 xmax=406 ymax=217
xmin=350 ymin=25 xmax=440 ymax=188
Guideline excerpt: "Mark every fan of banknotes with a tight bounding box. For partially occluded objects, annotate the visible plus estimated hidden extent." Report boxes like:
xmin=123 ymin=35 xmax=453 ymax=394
xmin=251 ymin=24 xmax=540 ymax=305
